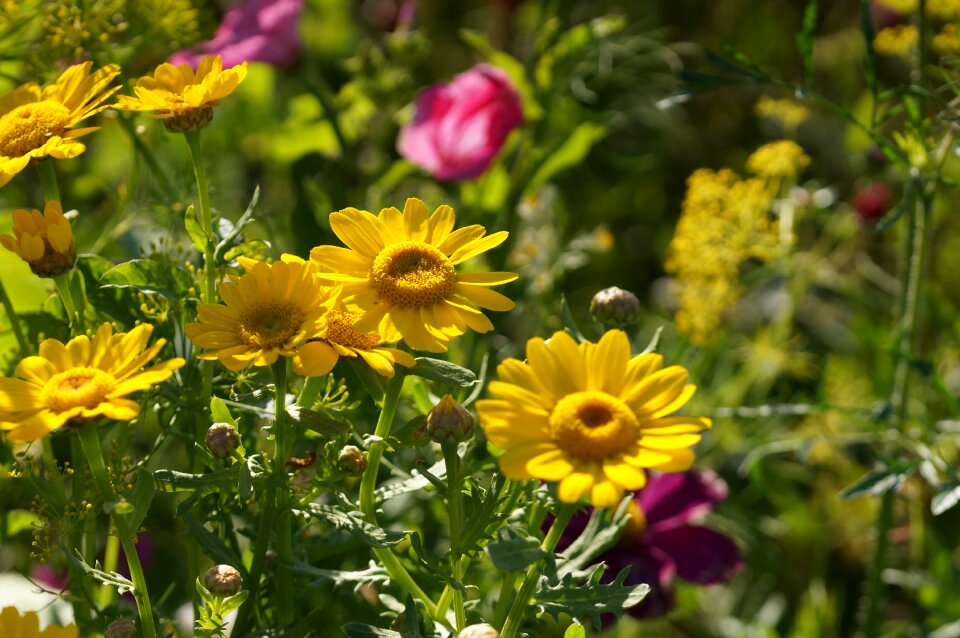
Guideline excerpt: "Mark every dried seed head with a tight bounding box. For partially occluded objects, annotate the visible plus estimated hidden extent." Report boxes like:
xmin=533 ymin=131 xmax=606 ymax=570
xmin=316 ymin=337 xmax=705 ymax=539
xmin=425 ymin=395 xmax=474 ymax=444
xmin=202 ymin=564 xmax=242 ymax=597
xmin=590 ymin=286 xmax=641 ymax=327
xmin=205 ymin=422 xmax=240 ymax=459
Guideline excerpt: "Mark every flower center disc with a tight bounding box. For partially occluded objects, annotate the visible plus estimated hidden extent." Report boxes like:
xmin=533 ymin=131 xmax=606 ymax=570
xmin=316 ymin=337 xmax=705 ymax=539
xmin=549 ymin=391 xmax=638 ymax=462
xmin=42 ymin=367 xmax=116 ymax=413
xmin=370 ymin=241 xmax=457 ymax=308
xmin=0 ymin=100 xmax=71 ymax=158
xmin=238 ymin=303 xmax=303 ymax=349
xmin=325 ymin=310 xmax=380 ymax=350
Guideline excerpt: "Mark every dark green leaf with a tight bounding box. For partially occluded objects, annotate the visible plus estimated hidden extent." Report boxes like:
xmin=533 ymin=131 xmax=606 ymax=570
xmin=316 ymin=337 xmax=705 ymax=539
xmin=298 ymin=503 xmax=407 ymax=548
xmin=374 ymin=460 xmax=446 ymax=501
xmin=797 ymin=0 xmax=818 ymax=89
xmin=182 ymin=509 xmax=245 ymax=572
xmin=560 ymin=295 xmax=585 ymax=343
xmin=99 ymin=259 xmax=191 ymax=299
xmin=409 ymin=358 xmax=477 ymax=388
xmin=536 ymin=565 xmax=650 ymax=629
xmin=290 ymin=561 xmax=389 ymax=590
xmin=126 ymin=469 xmax=155 ymax=532
xmin=184 ymin=204 xmax=208 ymax=253
xmin=341 ymin=624 xmax=403 ymax=638
xmin=840 ymin=465 xmax=912 ymax=499
xmin=487 ymin=530 xmax=546 ymax=572
xmin=286 ymin=405 xmax=351 ymax=436
xmin=154 ymin=466 xmax=241 ymax=491
xmin=215 ymin=186 xmax=260 ymax=261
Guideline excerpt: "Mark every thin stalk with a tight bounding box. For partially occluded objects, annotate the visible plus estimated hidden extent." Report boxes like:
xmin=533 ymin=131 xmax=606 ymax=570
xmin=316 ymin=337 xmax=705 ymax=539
xmin=117 ymin=113 xmax=175 ymax=194
xmin=273 ymin=360 xmax=294 ymax=627
xmin=36 ymin=160 xmax=60 ymax=202
xmin=0 ymin=279 xmax=28 ymax=354
xmin=500 ymin=504 xmax=577 ymax=638
xmin=358 ymin=373 xmax=437 ymax=617
xmin=53 ymin=273 xmax=80 ymax=333
xmin=441 ymin=442 xmax=466 ymax=632
xmin=183 ymin=130 xmax=217 ymax=305
xmin=99 ymin=525 xmax=120 ymax=609
xmin=297 ymin=375 xmax=325 ymax=408
xmin=76 ymin=426 xmax=157 ymax=638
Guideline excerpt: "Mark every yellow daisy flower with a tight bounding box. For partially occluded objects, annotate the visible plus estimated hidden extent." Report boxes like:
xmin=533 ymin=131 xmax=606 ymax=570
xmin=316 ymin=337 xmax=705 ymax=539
xmin=0 ymin=607 xmax=78 ymax=638
xmin=0 ymin=62 xmax=120 ymax=187
xmin=477 ymin=330 xmax=712 ymax=508
xmin=310 ymin=198 xmax=518 ymax=353
xmin=185 ymin=257 xmax=338 ymax=375
xmin=0 ymin=323 xmax=185 ymax=442
xmin=309 ymin=302 xmax=417 ymax=378
xmin=1 ymin=201 xmax=75 ymax=277
xmin=115 ymin=55 xmax=247 ymax=132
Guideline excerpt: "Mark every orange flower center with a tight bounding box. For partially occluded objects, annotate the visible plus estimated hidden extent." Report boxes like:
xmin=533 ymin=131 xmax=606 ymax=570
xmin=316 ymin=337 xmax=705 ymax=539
xmin=42 ymin=367 xmax=116 ymax=413
xmin=324 ymin=310 xmax=380 ymax=350
xmin=370 ymin=241 xmax=457 ymax=308
xmin=238 ymin=303 xmax=303 ymax=349
xmin=549 ymin=391 xmax=638 ymax=462
xmin=0 ymin=100 xmax=72 ymax=158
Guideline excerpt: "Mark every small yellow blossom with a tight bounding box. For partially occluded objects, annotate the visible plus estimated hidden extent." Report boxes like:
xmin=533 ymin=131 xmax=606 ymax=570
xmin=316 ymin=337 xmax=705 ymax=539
xmin=746 ymin=140 xmax=811 ymax=179
xmin=0 ymin=607 xmax=77 ymax=638
xmin=755 ymin=96 xmax=810 ymax=131
xmin=1 ymin=201 xmax=75 ymax=277
xmin=873 ymin=25 xmax=919 ymax=57
xmin=934 ymin=24 xmax=960 ymax=54
xmin=929 ymin=0 xmax=960 ymax=19
xmin=115 ymin=55 xmax=247 ymax=132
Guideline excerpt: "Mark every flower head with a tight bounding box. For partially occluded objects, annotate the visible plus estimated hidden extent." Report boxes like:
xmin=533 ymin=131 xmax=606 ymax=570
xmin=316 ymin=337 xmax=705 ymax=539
xmin=745 ymin=140 xmax=811 ymax=179
xmin=114 ymin=55 xmax=247 ymax=132
xmin=311 ymin=198 xmax=517 ymax=352
xmin=184 ymin=256 xmax=337 ymax=375
xmin=1 ymin=201 xmax=75 ymax=277
xmin=169 ymin=0 xmax=304 ymax=69
xmin=477 ymin=330 xmax=712 ymax=507
xmin=873 ymin=24 xmax=918 ymax=57
xmin=555 ymin=470 xmax=741 ymax=618
xmin=398 ymin=64 xmax=524 ymax=181
xmin=0 ymin=62 xmax=120 ymax=187
xmin=0 ymin=607 xmax=78 ymax=638
xmin=305 ymin=302 xmax=416 ymax=378
xmin=0 ymin=323 xmax=185 ymax=442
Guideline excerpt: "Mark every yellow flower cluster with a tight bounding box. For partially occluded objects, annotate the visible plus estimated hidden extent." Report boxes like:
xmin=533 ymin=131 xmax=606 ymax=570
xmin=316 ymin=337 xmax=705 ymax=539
xmin=746 ymin=140 xmax=811 ymax=179
xmin=929 ymin=0 xmax=960 ymax=19
xmin=665 ymin=162 xmax=784 ymax=346
xmin=934 ymin=24 xmax=960 ymax=54
xmin=754 ymin=96 xmax=810 ymax=131
xmin=873 ymin=25 xmax=919 ymax=57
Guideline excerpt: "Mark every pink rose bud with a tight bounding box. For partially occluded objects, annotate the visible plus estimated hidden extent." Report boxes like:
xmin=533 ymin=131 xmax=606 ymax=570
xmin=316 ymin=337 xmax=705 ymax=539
xmin=398 ymin=64 xmax=524 ymax=181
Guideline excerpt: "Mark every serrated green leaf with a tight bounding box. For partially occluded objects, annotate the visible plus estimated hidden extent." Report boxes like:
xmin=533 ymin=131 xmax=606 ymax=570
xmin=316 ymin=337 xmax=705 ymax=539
xmin=536 ymin=564 xmax=650 ymax=629
xmin=409 ymin=358 xmax=477 ymax=388
xmin=488 ymin=531 xmax=546 ymax=572
xmin=527 ymin=123 xmax=608 ymax=194
xmin=184 ymin=204 xmax=208 ymax=253
xmin=298 ymin=502 xmax=407 ymax=548
xmin=374 ymin=460 xmax=446 ymax=501
xmin=291 ymin=561 xmax=389 ymax=590
xmin=99 ymin=259 xmax=191 ymax=299
xmin=154 ymin=466 xmax=241 ymax=491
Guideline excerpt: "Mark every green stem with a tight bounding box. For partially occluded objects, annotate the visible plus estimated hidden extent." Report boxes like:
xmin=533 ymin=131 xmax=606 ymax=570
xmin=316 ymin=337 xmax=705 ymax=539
xmin=273 ymin=360 xmax=294 ymax=628
xmin=36 ymin=160 xmax=60 ymax=202
xmin=76 ymin=425 xmax=157 ymax=638
xmin=117 ymin=113 xmax=176 ymax=194
xmin=53 ymin=273 xmax=80 ymax=334
xmin=442 ymin=442 xmax=466 ymax=632
xmin=99 ymin=525 xmax=120 ymax=609
xmin=297 ymin=375 xmax=325 ymax=408
xmin=500 ymin=504 xmax=577 ymax=638
xmin=183 ymin=130 xmax=217 ymax=306
xmin=0 ymin=279 xmax=28 ymax=354
xmin=358 ymin=373 xmax=437 ymax=617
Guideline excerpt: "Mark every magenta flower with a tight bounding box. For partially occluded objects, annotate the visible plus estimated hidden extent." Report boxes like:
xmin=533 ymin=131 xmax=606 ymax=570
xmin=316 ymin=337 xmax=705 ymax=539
xmin=557 ymin=470 xmax=742 ymax=618
xmin=169 ymin=0 xmax=304 ymax=69
xmin=398 ymin=64 xmax=524 ymax=181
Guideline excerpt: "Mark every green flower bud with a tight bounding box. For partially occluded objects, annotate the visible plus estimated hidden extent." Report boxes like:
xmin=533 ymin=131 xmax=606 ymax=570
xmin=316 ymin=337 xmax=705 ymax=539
xmin=425 ymin=395 xmax=475 ymax=444
xmin=590 ymin=286 xmax=641 ymax=327
xmin=338 ymin=445 xmax=367 ymax=474
xmin=458 ymin=624 xmax=500 ymax=638
xmin=202 ymin=564 xmax=242 ymax=597
xmin=105 ymin=619 xmax=137 ymax=638
xmin=205 ymin=422 xmax=240 ymax=459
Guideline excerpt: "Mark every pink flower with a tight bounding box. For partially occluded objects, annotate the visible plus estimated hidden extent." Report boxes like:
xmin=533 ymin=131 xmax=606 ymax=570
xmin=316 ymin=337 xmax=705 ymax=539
xmin=398 ymin=64 xmax=524 ymax=181
xmin=169 ymin=0 xmax=304 ymax=69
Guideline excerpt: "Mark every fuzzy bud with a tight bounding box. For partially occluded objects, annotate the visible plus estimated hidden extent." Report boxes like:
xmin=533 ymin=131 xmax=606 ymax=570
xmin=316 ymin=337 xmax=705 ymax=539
xmin=202 ymin=564 xmax=242 ymax=597
xmin=338 ymin=445 xmax=367 ymax=474
xmin=105 ymin=619 xmax=137 ymax=638
xmin=590 ymin=286 xmax=641 ymax=327
xmin=205 ymin=422 xmax=240 ymax=459
xmin=458 ymin=624 xmax=500 ymax=638
xmin=425 ymin=395 xmax=475 ymax=444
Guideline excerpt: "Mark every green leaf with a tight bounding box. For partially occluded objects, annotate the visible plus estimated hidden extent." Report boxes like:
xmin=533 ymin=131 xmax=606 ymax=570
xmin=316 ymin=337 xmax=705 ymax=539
xmin=536 ymin=564 xmax=650 ymax=629
xmin=526 ymin=122 xmax=608 ymax=194
xmin=374 ymin=460 xmax=446 ymax=501
xmin=214 ymin=186 xmax=260 ymax=262
xmin=875 ymin=178 xmax=915 ymax=233
xmin=932 ymin=482 xmax=960 ymax=516
xmin=99 ymin=259 xmax=191 ymax=299
xmin=560 ymin=295 xmax=585 ymax=343
xmin=68 ymin=549 xmax=136 ymax=595
xmin=182 ymin=509 xmax=245 ymax=571
xmin=409 ymin=358 xmax=477 ymax=388
xmin=298 ymin=502 xmax=407 ymax=548
xmin=4 ymin=509 xmax=41 ymax=536
xmin=286 ymin=405 xmax=351 ymax=436
xmin=796 ymin=0 xmax=818 ymax=89
xmin=557 ymin=499 xmax=631 ymax=578
xmin=290 ymin=561 xmax=389 ymax=590
xmin=487 ymin=530 xmax=546 ymax=572
xmin=641 ymin=327 xmax=664 ymax=354
xmin=154 ymin=466 xmax=241 ymax=492
xmin=210 ymin=397 xmax=237 ymax=427
xmin=564 ymin=622 xmax=587 ymax=638
xmin=184 ymin=204 xmax=208 ymax=253
xmin=840 ymin=464 xmax=913 ymax=499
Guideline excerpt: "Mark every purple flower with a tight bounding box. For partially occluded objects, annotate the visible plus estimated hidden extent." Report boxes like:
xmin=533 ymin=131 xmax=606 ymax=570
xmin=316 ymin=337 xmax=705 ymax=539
xmin=169 ymin=0 xmax=304 ymax=70
xmin=398 ymin=64 xmax=524 ymax=181
xmin=557 ymin=470 xmax=742 ymax=618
